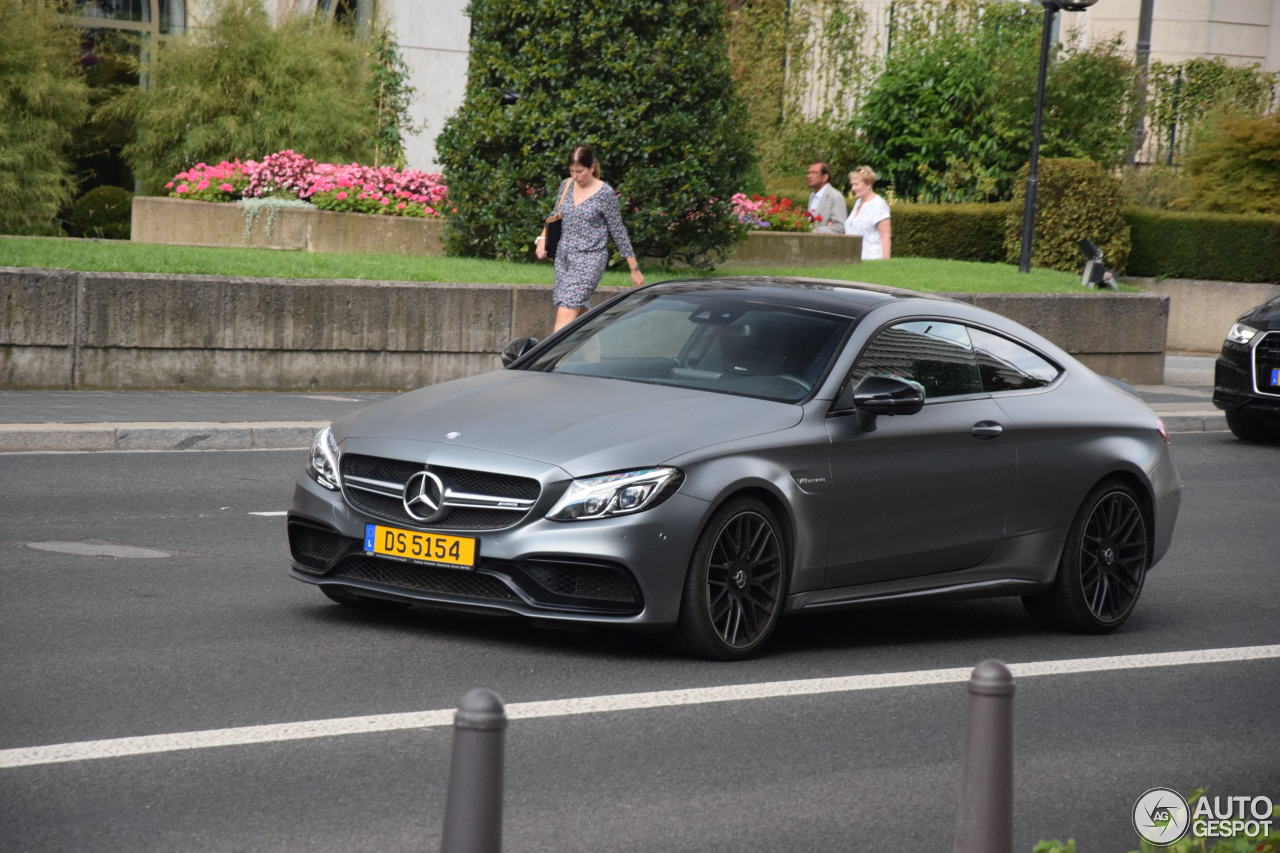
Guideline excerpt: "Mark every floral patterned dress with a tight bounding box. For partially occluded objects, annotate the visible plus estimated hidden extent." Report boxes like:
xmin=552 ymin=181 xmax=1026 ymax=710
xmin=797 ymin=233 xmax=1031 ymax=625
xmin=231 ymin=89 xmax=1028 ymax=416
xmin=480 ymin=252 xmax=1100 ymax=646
xmin=549 ymin=181 xmax=636 ymax=309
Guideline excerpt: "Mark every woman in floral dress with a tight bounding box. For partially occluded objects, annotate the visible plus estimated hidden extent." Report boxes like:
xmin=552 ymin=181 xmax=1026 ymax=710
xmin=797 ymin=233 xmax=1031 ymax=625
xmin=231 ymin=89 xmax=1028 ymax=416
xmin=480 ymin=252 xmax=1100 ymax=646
xmin=535 ymin=145 xmax=645 ymax=331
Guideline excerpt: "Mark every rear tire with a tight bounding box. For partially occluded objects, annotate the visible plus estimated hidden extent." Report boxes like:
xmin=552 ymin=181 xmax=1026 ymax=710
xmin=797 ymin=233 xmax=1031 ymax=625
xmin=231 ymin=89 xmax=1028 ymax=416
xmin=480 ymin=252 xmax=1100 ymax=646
xmin=1023 ymin=481 xmax=1149 ymax=633
xmin=673 ymin=497 xmax=788 ymax=660
xmin=1225 ymin=410 xmax=1279 ymax=443
xmin=321 ymin=585 xmax=412 ymax=611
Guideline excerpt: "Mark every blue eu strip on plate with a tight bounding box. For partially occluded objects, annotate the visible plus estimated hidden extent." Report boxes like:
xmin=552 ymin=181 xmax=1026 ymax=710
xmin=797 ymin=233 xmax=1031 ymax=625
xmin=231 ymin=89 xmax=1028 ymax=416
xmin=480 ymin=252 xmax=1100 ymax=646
xmin=1272 ymin=368 xmax=1279 ymax=386
xmin=364 ymin=524 xmax=376 ymax=551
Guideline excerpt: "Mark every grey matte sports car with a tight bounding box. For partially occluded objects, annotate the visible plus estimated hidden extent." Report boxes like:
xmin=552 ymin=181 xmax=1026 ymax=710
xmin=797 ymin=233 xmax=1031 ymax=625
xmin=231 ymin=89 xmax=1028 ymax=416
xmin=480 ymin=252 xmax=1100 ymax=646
xmin=287 ymin=277 xmax=1181 ymax=659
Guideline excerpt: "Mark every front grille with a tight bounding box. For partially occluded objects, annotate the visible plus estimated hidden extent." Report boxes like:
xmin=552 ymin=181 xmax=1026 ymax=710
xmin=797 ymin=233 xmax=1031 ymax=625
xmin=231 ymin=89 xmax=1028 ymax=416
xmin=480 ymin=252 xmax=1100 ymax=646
xmin=289 ymin=519 xmax=356 ymax=572
xmin=330 ymin=555 xmax=520 ymax=601
xmin=339 ymin=453 xmax=541 ymax=531
xmin=1215 ymin=359 xmax=1251 ymax=393
xmin=1254 ymin=332 xmax=1280 ymax=397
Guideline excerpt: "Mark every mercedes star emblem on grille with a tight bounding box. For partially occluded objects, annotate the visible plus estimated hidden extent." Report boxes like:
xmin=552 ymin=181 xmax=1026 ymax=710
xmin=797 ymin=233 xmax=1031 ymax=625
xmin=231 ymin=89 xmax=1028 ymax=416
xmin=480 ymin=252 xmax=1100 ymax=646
xmin=403 ymin=470 xmax=448 ymax=522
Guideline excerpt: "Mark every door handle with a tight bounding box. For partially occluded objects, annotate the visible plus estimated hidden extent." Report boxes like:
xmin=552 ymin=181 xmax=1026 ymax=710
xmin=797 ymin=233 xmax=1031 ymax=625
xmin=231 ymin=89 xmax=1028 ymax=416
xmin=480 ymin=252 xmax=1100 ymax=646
xmin=971 ymin=420 xmax=1004 ymax=439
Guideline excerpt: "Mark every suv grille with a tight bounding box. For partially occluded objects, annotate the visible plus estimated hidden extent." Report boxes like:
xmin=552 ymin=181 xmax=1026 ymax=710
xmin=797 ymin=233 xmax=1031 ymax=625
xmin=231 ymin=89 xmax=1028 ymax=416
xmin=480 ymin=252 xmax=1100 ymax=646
xmin=339 ymin=453 xmax=541 ymax=530
xmin=1254 ymin=331 xmax=1280 ymax=397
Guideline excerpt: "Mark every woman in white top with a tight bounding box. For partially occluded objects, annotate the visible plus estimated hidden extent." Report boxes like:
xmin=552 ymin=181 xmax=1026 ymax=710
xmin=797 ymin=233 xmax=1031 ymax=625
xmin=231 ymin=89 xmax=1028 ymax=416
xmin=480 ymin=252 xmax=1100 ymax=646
xmin=843 ymin=165 xmax=892 ymax=260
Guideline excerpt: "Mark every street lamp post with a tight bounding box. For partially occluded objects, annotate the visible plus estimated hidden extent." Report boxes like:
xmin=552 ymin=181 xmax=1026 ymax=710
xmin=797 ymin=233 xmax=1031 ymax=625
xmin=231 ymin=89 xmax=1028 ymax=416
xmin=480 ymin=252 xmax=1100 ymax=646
xmin=1018 ymin=0 xmax=1099 ymax=274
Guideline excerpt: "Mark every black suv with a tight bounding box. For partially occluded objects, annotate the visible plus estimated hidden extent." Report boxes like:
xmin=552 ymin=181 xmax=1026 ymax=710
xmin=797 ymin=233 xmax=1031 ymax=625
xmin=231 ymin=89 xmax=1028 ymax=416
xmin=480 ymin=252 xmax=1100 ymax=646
xmin=1214 ymin=294 xmax=1280 ymax=442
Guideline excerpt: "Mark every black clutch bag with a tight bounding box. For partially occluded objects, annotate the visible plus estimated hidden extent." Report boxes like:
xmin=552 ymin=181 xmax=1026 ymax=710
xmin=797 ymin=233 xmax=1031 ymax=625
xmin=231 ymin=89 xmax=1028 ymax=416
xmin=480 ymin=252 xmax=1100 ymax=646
xmin=544 ymin=180 xmax=572 ymax=260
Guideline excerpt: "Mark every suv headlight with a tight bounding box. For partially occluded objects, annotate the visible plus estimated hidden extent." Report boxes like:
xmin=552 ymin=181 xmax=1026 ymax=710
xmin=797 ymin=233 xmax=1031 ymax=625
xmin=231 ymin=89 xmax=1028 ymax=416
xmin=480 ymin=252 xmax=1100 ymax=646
xmin=1226 ymin=322 xmax=1258 ymax=345
xmin=546 ymin=467 xmax=682 ymax=521
xmin=306 ymin=426 xmax=340 ymax=490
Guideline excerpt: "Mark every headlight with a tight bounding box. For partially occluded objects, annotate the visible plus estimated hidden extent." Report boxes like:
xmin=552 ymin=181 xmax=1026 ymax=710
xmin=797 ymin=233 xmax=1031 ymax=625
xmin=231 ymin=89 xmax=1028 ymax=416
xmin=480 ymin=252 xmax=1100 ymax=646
xmin=1226 ymin=322 xmax=1258 ymax=345
xmin=546 ymin=467 xmax=682 ymax=521
xmin=306 ymin=426 xmax=340 ymax=490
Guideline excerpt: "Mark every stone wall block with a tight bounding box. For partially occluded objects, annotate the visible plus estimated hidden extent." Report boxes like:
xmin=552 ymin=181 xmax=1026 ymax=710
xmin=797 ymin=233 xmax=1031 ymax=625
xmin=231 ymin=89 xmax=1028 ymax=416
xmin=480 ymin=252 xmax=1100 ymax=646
xmin=0 ymin=267 xmax=77 ymax=346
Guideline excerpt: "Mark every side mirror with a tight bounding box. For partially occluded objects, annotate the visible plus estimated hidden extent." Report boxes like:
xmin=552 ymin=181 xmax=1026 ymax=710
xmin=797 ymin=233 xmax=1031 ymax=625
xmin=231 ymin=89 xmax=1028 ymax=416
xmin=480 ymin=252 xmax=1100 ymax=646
xmin=501 ymin=336 xmax=539 ymax=366
xmin=852 ymin=375 xmax=925 ymax=432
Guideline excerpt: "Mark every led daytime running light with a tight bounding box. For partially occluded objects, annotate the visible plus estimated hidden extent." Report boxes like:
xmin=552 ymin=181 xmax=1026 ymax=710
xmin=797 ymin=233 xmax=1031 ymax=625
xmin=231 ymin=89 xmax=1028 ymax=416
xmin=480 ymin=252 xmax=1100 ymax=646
xmin=547 ymin=467 xmax=681 ymax=521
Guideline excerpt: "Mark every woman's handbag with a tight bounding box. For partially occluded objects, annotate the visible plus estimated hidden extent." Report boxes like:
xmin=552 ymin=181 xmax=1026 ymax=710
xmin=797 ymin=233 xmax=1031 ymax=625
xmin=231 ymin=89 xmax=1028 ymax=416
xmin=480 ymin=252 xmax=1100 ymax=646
xmin=544 ymin=179 xmax=573 ymax=260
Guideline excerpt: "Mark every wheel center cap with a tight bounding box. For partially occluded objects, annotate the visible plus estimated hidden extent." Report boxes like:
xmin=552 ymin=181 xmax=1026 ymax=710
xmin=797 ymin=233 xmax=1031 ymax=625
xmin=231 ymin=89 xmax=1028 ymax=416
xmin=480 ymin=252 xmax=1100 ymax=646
xmin=732 ymin=569 xmax=748 ymax=589
xmin=1102 ymin=546 xmax=1116 ymax=566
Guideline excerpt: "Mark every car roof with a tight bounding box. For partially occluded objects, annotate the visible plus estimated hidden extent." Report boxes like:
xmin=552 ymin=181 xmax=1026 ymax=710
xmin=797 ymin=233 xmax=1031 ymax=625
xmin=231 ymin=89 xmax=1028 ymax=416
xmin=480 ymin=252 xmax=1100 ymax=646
xmin=643 ymin=275 xmax=953 ymax=320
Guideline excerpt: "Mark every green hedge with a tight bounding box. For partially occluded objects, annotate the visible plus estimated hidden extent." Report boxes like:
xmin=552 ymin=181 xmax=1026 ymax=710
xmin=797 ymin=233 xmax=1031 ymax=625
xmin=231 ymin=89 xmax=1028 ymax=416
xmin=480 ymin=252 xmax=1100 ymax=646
xmin=895 ymin=202 xmax=1013 ymax=263
xmin=1126 ymin=207 xmax=1280 ymax=283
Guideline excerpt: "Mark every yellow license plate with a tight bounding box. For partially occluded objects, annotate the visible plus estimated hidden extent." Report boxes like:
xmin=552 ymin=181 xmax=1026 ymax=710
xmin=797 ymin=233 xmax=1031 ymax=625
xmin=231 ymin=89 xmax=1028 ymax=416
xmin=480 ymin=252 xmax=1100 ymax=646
xmin=364 ymin=524 xmax=476 ymax=568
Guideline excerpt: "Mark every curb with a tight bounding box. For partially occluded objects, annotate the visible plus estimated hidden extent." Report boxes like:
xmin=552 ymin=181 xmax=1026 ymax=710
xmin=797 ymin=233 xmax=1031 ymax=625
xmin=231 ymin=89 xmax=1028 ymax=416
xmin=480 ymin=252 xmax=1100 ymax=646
xmin=1159 ymin=412 xmax=1228 ymax=434
xmin=0 ymin=422 xmax=324 ymax=453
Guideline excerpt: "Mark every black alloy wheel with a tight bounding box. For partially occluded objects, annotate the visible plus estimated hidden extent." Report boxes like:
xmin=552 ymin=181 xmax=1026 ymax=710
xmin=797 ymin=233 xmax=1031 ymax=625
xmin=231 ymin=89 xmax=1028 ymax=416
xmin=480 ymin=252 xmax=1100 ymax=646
xmin=675 ymin=497 xmax=787 ymax=660
xmin=1024 ymin=481 xmax=1150 ymax=633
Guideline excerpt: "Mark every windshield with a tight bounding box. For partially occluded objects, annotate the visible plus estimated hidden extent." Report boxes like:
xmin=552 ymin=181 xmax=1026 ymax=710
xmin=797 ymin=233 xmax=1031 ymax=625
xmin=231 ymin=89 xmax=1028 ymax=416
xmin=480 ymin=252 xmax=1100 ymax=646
xmin=520 ymin=290 xmax=855 ymax=403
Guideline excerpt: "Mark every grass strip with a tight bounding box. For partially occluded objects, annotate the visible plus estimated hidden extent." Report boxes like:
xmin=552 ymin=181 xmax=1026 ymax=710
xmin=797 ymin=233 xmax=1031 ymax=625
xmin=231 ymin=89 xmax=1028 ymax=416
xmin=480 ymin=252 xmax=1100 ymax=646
xmin=0 ymin=235 xmax=1106 ymax=293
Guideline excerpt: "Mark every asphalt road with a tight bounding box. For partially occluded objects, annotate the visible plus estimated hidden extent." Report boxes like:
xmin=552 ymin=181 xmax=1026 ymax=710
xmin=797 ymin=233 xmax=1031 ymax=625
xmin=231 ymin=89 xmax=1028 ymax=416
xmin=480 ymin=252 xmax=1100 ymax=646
xmin=1 ymin=433 xmax=1277 ymax=851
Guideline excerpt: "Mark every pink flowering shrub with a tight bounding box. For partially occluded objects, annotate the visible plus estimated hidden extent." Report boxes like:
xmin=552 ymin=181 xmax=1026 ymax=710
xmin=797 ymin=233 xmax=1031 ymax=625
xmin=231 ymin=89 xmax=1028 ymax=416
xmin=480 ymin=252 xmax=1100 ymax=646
xmin=164 ymin=151 xmax=448 ymax=218
xmin=306 ymin=162 xmax=448 ymax=217
xmin=165 ymin=160 xmax=254 ymax=202
xmin=245 ymin=149 xmax=318 ymax=199
xmin=730 ymin=192 xmax=817 ymax=232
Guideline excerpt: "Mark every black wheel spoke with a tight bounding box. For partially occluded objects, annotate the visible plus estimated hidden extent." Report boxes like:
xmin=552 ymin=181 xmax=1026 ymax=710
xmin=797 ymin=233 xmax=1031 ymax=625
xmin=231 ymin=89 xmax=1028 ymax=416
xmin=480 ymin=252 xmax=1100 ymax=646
xmin=704 ymin=510 xmax=784 ymax=649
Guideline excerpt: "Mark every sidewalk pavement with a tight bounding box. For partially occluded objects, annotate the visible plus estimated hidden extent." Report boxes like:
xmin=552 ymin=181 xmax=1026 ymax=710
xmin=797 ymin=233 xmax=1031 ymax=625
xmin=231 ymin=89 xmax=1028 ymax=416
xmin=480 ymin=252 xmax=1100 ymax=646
xmin=0 ymin=356 xmax=1224 ymax=454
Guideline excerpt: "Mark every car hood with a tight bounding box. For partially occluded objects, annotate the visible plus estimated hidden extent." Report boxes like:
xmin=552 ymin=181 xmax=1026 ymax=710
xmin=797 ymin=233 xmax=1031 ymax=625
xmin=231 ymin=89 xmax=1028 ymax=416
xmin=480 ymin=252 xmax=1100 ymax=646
xmin=1239 ymin=294 xmax=1280 ymax=330
xmin=334 ymin=369 xmax=803 ymax=477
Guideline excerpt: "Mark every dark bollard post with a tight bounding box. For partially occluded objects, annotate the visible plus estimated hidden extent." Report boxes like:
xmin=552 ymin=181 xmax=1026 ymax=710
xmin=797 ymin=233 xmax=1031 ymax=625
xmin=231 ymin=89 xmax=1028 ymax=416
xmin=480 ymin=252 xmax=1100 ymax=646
xmin=953 ymin=660 xmax=1015 ymax=853
xmin=441 ymin=688 xmax=507 ymax=853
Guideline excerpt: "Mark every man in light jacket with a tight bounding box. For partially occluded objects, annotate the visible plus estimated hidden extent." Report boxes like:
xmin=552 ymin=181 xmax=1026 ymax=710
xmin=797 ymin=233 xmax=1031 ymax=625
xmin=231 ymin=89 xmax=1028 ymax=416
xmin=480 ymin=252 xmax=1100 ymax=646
xmin=806 ymin=162 xmax=847 ymax=235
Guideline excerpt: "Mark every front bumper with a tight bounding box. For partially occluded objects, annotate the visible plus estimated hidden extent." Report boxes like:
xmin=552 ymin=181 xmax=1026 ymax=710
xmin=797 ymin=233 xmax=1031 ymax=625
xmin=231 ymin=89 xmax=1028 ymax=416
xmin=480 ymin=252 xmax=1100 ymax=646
xmin=287 ymin=471 xmax=709 ymax=628
xmin=1213 ymin=337 xmax=1280 ymax=421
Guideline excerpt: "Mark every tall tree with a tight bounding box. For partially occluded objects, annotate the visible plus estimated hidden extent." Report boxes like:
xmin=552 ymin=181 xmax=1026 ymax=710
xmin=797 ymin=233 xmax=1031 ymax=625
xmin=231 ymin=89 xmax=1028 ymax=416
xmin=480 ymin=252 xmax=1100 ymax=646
xmin=113 ymin=0 xmax=374 ymax=192
xmin=0 ymin=0 xmax=90 ymax=235
xmin=436 ymin=0 xmax=756 ymax=266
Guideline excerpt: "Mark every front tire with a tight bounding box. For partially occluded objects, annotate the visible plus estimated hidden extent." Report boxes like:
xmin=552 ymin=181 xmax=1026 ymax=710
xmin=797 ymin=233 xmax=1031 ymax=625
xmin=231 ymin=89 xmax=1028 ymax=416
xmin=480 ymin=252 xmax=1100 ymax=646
xmin=1023 ymin=481 xmax=1150 ymax=633
xmin=1225 ymin=410 xmax=1279 ymax=443
xmin=673 ymin=497 xmax=788 ymax=660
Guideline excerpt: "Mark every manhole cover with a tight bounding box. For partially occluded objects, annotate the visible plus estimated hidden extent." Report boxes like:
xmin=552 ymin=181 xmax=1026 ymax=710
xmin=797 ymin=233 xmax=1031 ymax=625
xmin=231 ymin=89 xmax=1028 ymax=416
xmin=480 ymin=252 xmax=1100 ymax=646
xmin=26 ymin=541 xmax=171 ymax=559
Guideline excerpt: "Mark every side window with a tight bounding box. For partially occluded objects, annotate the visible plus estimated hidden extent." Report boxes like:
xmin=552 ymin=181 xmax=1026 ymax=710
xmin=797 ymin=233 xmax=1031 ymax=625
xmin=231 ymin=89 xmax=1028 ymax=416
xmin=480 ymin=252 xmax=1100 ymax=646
xmin=969 ymin=327 xmax=1061 ymax=392
xmin=850 ymin=321 xmax=983 ymax=399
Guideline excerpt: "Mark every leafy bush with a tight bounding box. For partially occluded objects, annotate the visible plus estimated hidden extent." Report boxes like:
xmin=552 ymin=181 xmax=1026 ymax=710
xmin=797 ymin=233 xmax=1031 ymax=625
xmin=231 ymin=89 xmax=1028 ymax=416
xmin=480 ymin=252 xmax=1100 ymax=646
xmin=1180 ymin=110 xmax=1280 ymax=215
xmin=1145 ymin=57 xmax=1279 ymax=165
xmin=0 ymin=0 xmax=91 ymax=235
xmin=857 ymin=1 xmax=1136 ymax=204
xmin=1003 ymin=158 xmax=1131 ymax=273
xmin=436 ymin=0 xmax=755 ymax=267
xmin=1126 ymin=207 xmax=1280 ymax=283
xmin=895 ymin=202 xmax=1013 ymax=263
xmin=112 ymin=0 xmax=375 ymax=192
xmin=1119 ymin=165 xmax=1183 ymax=209
xmin=725 ymin=0 xmax=871 ymax=180
xmin=70 ymin=185 xmax=133 ymax=239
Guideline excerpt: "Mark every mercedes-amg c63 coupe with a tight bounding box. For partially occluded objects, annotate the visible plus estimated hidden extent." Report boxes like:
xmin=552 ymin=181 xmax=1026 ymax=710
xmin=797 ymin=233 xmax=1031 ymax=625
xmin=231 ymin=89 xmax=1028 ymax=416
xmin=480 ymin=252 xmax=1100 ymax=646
xmin=287 ymin=277 xmax=1181 ymax=659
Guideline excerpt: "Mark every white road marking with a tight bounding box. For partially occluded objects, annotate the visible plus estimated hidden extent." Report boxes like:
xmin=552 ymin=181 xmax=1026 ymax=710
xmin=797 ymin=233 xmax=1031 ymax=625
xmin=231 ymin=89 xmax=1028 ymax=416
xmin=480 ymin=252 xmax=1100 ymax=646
xmin=249 ymin=511 xmax=287 ymax=517
xmin=2 ymin=644 xmax=1276 ymax=770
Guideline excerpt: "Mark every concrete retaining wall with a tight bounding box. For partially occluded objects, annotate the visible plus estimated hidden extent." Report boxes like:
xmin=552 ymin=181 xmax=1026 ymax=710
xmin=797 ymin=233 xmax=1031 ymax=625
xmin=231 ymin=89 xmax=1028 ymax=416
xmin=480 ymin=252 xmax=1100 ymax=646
xmin=1 ymin=267 xmax=1168 ymax=390
xmin=1130 ymin=276 xmax=1280 ymax=354
xmin=721 ymin=231 xmax=862 ymax=267
xmin=131 ymin=196 xmax=445 ymax=256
